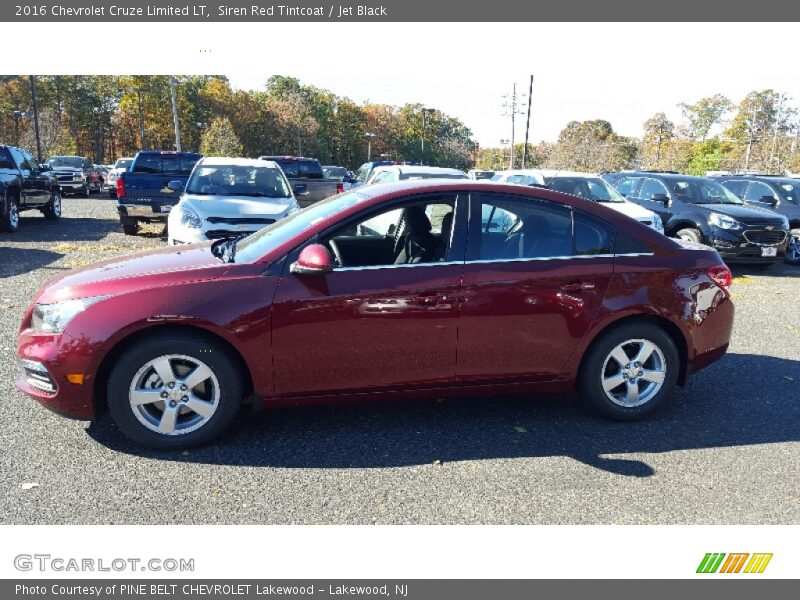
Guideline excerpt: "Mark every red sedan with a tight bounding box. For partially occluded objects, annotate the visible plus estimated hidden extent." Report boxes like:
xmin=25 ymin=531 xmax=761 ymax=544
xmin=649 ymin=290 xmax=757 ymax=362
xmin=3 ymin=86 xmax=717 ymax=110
xmin=16 ymin=181 xmax=734 ymax=449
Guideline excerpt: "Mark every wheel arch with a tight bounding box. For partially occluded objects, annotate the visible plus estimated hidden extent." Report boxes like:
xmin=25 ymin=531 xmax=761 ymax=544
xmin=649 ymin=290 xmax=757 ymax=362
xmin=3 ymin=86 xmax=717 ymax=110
xmin=576 ymin=313 xmax=689 ymax=388
xmin=92 ymin=323 xmax=255 ymax=415
xmin=666 ymin=219 xmax=704 ymax=238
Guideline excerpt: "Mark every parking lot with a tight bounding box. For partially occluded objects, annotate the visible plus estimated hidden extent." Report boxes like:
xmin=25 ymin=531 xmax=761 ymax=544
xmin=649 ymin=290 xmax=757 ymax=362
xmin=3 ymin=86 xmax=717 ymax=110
xmin=1 ymin=196 xmax=798 ymax=525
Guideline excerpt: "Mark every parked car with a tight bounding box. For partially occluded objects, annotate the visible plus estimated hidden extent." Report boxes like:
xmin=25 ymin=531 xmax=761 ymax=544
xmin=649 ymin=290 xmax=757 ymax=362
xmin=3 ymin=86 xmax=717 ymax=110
xmin=44 ymin=155 xmax=91 ymax=197
xmin=495 ymin=169 xmax=664 ymax=233
xmin=468 ymin=169 xmax=495 ymax=180
xmin=105 ymin=157 xmax=134 ymax=198
xmin=352 ymin=160 xmax=397 ymax=189
xmin=606 ymin=171 xmax=790 ymax=266
xmin=711 ymin=174 xmax=800 ymax=265
xmin=365 ymin=165 xmax=468 ymax=185
xmin=16 ymin=180 xmax=735 ymax=449
xmin=323 ymin=165 xmax=356 ymax=191
xmin=115 ymin=151 xmax=201 ymax=236
xmin=167 ymin=157 xmax=299 ymax=245
xmin=0 ymin=144 xmax=62 ymax=232
xmin=257 ymin=156 xmax=342 ymax=208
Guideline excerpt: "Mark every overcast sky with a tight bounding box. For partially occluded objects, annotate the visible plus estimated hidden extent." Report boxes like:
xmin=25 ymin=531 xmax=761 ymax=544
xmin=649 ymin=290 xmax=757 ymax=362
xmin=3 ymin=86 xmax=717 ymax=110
xmin=12 ymin=21 xmax=800 ymax=148
xmin=225 ymin=22 xmax=800 ymax=147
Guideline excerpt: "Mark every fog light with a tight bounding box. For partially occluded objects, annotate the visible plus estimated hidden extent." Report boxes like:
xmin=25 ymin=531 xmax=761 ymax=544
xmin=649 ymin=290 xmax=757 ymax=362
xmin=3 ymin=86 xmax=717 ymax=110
xmin=18 ymin=358 xmax=47 ymax=373
xmin=66 ymin=373 xmax=85 ymax=385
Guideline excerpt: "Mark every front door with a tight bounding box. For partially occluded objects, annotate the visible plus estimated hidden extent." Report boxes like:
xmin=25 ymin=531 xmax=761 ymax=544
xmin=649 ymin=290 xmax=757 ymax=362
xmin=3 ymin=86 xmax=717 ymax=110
xmin=271 ymin=193 xmax=465 ymax=397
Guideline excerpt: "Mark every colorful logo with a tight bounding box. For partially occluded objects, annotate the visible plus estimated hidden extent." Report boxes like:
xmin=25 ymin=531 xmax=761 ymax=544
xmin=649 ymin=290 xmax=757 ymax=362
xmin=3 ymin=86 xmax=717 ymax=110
xmin=697 ymin=553 xmax=773 ymax=574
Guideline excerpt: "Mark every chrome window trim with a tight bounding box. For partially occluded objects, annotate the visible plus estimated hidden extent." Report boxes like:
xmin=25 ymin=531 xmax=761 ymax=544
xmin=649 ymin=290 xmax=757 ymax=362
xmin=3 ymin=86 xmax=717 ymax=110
xmin=332 ymin=252 xmax=653 ymax=272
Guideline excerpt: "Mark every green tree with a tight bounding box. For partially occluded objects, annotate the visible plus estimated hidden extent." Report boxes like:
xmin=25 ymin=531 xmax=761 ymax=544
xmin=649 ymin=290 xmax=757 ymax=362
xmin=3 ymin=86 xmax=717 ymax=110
xmin=678 ymin=94 xmax=731 ymax=141
xmin=199 ymin=117 xmax=243 ymax=157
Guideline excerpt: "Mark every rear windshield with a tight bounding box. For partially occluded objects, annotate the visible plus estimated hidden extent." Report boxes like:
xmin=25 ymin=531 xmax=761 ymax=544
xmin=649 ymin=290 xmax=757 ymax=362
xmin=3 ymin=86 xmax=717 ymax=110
xmin=115 ymin=159 xmax=133 ymax=170
xmin=132 ymin=154 xmax=198 ymax=175
xmin=269 ymin=159 xmax=323 ymax=179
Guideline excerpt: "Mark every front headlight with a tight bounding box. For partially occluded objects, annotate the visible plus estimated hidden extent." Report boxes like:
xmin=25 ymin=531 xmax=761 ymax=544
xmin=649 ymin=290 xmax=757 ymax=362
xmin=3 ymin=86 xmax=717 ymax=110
xmin=709 ymin=212 xmax=741 ymax=230
xmin=780 ymin=216 xmax=790 ymax=230
xmin=31 ymin=296 xmax=108 ymax=334
xmin=180 ymin=207 xmax=202 ymax=229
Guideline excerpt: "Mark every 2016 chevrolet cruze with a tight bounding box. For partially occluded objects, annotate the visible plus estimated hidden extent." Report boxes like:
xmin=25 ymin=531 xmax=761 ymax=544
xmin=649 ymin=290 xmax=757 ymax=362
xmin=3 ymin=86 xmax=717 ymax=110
xmin=17 ymin=181 xmax=735 ymax=449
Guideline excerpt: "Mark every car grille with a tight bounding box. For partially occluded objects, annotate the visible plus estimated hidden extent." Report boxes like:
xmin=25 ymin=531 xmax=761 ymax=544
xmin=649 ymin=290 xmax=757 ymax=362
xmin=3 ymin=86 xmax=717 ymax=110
xmin=204 ymin=229 xmax=257 ymax=240
xmin=55 ymin=171 xmax=81 ymax=182
xmin=205 ymin=217 xmax=276 ymax=225
xmin=743 ymin=229 xmax=788 ymax=246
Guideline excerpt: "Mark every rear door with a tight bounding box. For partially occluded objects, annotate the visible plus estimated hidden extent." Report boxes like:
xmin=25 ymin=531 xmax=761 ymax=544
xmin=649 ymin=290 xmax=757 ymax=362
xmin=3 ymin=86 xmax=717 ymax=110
xmin=457 ymin=193 xmax=615 ymax=383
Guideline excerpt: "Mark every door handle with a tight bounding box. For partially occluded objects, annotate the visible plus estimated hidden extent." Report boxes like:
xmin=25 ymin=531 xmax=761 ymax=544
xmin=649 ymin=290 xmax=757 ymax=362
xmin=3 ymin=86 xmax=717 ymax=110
xmin=560 ymin=282 xmax=595 ymax=293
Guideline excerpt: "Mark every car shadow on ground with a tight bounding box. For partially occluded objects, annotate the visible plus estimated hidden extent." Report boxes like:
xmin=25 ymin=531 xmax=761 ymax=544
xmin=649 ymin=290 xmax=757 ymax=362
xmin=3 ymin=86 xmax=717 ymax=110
xmin=9 ymin=214 xmax=120 ymax=244
xmin=87 ymin=352 xmax=800 ymax=476
xmin=0 ymin=247 xmax=64 ymax=278
xmin=730 ymin=263 xmax=798 ymax=278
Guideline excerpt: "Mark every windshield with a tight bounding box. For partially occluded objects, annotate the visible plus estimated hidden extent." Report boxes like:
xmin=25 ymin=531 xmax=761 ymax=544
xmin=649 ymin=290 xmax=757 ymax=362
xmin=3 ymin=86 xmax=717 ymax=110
xmin=47 ymin=157 xmax=84 ymax=169
xmin=233 ymin=189 xmax=371 ymax=263
xmin=776 ymin=180 xmax=800 ymax=205
xmin=323 ymin=167 xmax=348 ymax=178
xmin=186 ymin=164 xmax=292 ymax=198
xmin=546 ymin=177 xmax=625 ymax=203
xmin=115 ymin=159 xmax=132 ymax=170
xmin=668 ymin=179 xmax=744 ymax=205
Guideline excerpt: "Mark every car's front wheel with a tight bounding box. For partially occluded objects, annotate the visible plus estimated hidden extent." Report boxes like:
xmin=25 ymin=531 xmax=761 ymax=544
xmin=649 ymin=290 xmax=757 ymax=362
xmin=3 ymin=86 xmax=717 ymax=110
xmin=675 ymin=227 xmax=703 ymax=244
xmin=42 ymin=191 xmax=62 ymax=220
xmin=578 ymin=323 xmax=679 ymax=420
xmin=1 ymin=193 xmax=19 ymax=232
xmin=786 ymin=229 xmax=800 ymax=266
xmin=107 ymin=333 xmax=244 ymax=449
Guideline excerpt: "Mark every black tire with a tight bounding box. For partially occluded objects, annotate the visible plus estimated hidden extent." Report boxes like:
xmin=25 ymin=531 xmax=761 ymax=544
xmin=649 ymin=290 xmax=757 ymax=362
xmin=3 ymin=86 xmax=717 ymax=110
xmin=675 ymin=227 xmax=703 ymax=243
xmin=42 ymin=190 xmax=62 ymax=221
xmin=786 ymin=229 xmax=800 ymax=266
xmin=578 ymin=323 xmax=680 ymax=420
xmin=1 ymin=192 xmax=20 ymax=233
xmin=107 ymin=332 xmax=244 ymax=449
xmin=108 ymin=190 xmax=117 ymax=199
xmin=121 ymin=217 xmax=139 ymax=236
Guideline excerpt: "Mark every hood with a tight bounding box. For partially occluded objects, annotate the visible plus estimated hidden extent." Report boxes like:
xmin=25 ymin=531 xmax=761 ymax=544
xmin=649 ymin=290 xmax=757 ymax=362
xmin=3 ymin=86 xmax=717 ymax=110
xmin=604 ymin=200 xmax=655 ymax=220
xmin=696 ymin=203 xmax=785 ymax=223
xmin=180 ymin=194 xmax=298 ymax=220
xmin=36 ymin=244 xmax=227 ymax=304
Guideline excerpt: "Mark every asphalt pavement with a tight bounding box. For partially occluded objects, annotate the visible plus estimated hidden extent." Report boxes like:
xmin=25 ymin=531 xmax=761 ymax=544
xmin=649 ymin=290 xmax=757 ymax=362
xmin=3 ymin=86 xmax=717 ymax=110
xmin=1 ymin=197 xmax=798 ymax=524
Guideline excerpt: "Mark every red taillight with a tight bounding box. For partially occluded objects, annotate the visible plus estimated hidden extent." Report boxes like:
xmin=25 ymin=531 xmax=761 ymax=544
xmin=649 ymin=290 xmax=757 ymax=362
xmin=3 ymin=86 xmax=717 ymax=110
xmin=116 ymin=177 xmax=125 ymax=198
xmin=336 ymin=182 xmax=345 ymax=194
xmin=708 ymin=264 xmax=732 ymax=289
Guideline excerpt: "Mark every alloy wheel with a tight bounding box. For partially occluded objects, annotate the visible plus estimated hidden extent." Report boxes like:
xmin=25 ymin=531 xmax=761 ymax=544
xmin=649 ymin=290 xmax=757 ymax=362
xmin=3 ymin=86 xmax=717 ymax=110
xmin=600 ymin=338 xmax=667 ymax=408
xmin=129 ymin=354 xmax=220 ymax=436
xmin=9 ymin=201 xmax=19 ymax=229
xmin=52 ymin=193 xmax=62 ymax=217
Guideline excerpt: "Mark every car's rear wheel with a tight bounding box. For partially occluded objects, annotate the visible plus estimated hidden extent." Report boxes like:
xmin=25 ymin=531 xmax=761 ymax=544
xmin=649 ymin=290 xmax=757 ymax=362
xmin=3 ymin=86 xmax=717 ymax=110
xmin=42 ymin=191 xmax=62 ymax=220
xmin=675 ymin=227 xmax=703 ymax=244
xmin=107 ymin=333 xmax=243 ymax=449
xmin=1 ymin=193 xmax=19 ymax=232
xmin=578 ymin=323 xmax=679 ymax=420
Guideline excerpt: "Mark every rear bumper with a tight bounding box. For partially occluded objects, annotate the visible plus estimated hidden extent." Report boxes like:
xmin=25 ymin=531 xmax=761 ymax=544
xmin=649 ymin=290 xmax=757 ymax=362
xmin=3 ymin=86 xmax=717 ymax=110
xmin=118 ymin=203 xmax=172 ymax=221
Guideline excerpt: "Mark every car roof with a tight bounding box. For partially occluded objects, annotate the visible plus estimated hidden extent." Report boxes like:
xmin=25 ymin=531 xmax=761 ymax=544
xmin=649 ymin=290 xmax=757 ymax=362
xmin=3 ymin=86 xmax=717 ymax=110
xmin=199 ymin=156 xmax=280 ymax=168
xmin=372 ymin=165 xmax=466 ymax=175
xmin=625 ymin=172 xmax=713 ymax=182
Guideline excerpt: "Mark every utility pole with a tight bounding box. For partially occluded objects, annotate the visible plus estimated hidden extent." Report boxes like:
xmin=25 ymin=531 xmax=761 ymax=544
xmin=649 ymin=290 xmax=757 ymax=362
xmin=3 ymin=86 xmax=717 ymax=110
xmin=365 ymin=132 xmax=375 ymax=161
xmin=769 ymin=93 xmax=784 ymax=172
xmin=744 ymin=102 xmax=758 ymax=171
xmin=136 ymin=88 xmax=146 ymax=150
xmin=522 ymin=75 xmax=533 ymax=168
xmin=502 ymin=83 xmax=526 ymax=169
xmin=420 ymin=107 xmax=435 ymax=164
xmin=169 ymin=77 xmax=182 ymax=152
xmin=29 ymin=76 xmax=42 ymax=162
xmin=12 ymin=110 xmax=25 ymax=145
xmin=655 ymin=121 xmax=664 ymax=165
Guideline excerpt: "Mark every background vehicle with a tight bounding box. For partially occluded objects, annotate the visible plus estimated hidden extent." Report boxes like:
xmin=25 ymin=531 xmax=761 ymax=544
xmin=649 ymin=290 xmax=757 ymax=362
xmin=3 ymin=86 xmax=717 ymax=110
xmin=86 ymin=164 xmax=105 ymax=194
xmin=257 ymin=156 xmax=342 ymax=207
xmin=105 ymin=157 xmax=134 ymax=198
xmin=495 ymin=169 xmax=664 ymax=233
xmin=16 ymin=181 xmax=734 ymax=449
xmin=0 ymin=144 xmax=62 ymax=232
xmin=167 ymin=157 xmax=299 ymax=245
xmin=365 ymin=165 xmax=468 ymax=185
xmin=115 ymin=151 xmax=201 ymax=236
xmin=607 ymin=171 xmax=790 ymax=265
xmin=352 ymin=160 xmax=397 ymax=189
xmin=44 ymin=155 xmax=90 ymax=197
xmin=468 ymin=169 xmax=495 ymax=180
xmin=712 ymin=174 xmax=800 ymax=265
xmin=323 ymin=165 xmax=356 ymax=191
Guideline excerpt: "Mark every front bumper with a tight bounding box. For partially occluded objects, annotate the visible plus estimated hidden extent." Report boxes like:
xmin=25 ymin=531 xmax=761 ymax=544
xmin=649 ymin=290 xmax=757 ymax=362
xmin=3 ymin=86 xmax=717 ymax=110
xmin=59 ymin=181 xmax=86 ymax=190
xmin=16 ymin=329 xmax=96 ymax=420
xmin=708 ymin=225 xmax=788 ymax=264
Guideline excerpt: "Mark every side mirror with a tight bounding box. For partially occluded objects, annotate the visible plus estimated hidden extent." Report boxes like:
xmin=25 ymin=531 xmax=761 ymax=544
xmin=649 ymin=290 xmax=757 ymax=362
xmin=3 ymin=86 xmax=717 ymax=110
xmin=652 ymin=193 xmax=669 ymax=205
xmin=293 ymin=183 xmax=309 ymax=196
xmin=290 ymin=244 xmax=334 ymax=275
xmin=760 ymin=195 xmax=779 ymax=207
xmin=38 ymin=163 xmax=51 ymax=172
xmin=167 ymin=180 xmax=184 ymax=191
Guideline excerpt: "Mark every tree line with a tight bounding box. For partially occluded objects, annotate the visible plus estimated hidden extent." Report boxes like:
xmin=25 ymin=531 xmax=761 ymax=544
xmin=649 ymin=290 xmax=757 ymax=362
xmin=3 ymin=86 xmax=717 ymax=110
xmin=0 ymin=75 xmax=477 ymax=170
xmin=475 ymin=90 xmax=800 ymax=175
